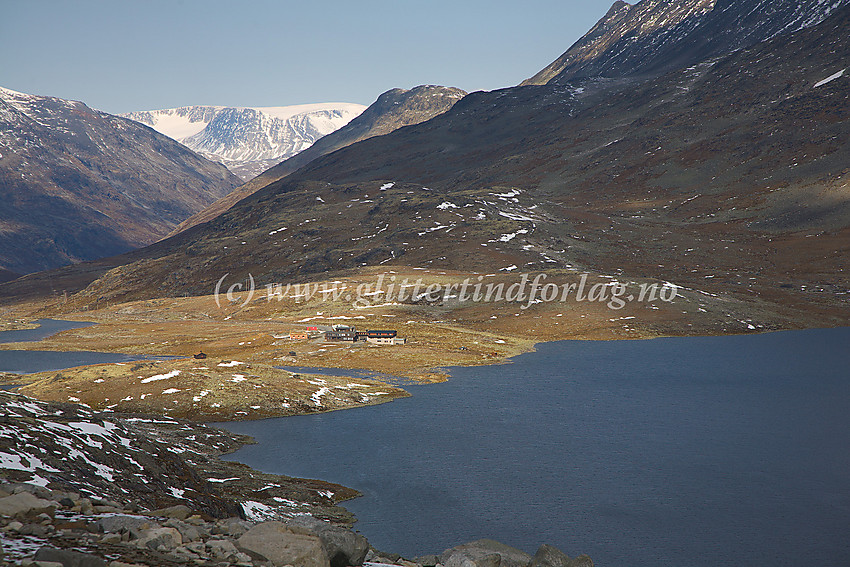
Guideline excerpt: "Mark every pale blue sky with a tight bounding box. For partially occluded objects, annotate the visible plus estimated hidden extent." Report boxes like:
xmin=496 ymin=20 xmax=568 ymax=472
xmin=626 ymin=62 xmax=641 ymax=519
xmin=1 ymin=0 xmax=615 ymax=114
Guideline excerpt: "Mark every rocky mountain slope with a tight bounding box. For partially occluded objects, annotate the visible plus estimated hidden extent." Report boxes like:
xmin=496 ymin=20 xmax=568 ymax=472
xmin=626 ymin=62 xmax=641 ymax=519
xmin=0 ymin=391 xmax=592 ymax=567
xmin=3 ymin=1 xmax=848 ymax=330
xmin=122 ymin=103 xmax=366 ymax=180
xmin=523 ymin=0 xmax=849 ymax=85
xmin=0 ymin=390 xmax=354 ymax=523
xmin=170 ymin=85 xmax=466 ymax=234
xmin=0 ymin=87 xmax=241 ymax=276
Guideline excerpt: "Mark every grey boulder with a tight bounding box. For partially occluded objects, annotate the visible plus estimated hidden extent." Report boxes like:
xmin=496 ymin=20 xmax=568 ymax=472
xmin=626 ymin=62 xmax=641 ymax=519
xmin=33 ymin=548 xmax=107 ymax=567
xmin=442 ymin=540 xmax=532 ymax=567
xmin=96 ymin=515 xmax=160 ymax=538
xmin=144 ymin=504 xmax=193 ymax=520
xmin=135 ymin=527 xmax=183 ymax=550
xmin=286 ymin=516 xmax=370 ymax=567
xmin=0 ymin=492 xmax=56 ymax=519
xmin=237 ymin=521 xmax=330 ymax=567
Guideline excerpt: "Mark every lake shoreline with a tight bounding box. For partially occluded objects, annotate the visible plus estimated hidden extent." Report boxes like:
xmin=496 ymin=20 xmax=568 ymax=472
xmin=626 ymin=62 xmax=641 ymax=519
xmin=0 ymin=388 xmax=594 ymax=567
xmin=0 ymin=314 xmax=843 ymax=422
xmin=217 ymin=327 xmax=850 ymax=564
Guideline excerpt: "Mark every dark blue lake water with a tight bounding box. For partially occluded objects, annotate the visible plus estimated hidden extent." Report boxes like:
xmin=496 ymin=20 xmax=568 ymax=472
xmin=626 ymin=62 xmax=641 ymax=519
xmin=219 ymin=328 xmax=850 ymax=566
xmin=0 ymin=319 xmax=94 ymax=344
xmin=0 ymin=320 xmax=172 ymax=374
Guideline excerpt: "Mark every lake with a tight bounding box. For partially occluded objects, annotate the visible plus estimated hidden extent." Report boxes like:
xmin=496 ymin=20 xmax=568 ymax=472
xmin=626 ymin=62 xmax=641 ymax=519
xmin=219 ymin=328 xmax=850 ymax=566
xmin=0 ymin=319 xmax=95 ymax=344
xmin=0 ymin=319 xmax=173 ymax=374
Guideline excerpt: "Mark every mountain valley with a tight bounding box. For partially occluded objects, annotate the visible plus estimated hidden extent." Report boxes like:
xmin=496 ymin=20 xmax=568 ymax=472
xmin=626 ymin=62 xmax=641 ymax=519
xmin=0 ymin=87 xmax=241 ymax=276
xmin=1 ymin=2 xmax=849 ymax=564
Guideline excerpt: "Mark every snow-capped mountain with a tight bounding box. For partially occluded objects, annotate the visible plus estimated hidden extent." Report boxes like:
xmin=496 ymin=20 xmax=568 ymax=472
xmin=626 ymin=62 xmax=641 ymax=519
xmin=122 ymin=103 xmax=366 ymax=180
xmin=0 ymin=86 xmax=240 ymax=275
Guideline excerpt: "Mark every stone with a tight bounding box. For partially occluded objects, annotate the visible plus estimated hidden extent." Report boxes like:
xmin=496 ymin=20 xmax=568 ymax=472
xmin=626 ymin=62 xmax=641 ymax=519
xmin=8 ymin=483 xmax=53 ymax=499
xmin=237 ymin=521 xmax=330 ymax=567
xmin=100 ymin=534 xmax=122 ymax=545
xmin=22 ymin=561 xmax=64 ymax=567
xmin=414 ymin=554 xmax=441 ymax=567
xmin=476 ymin=554 xmax=502 ymax=567
xmin=442 ymin=540 xmax=532 ymax=567
xmin=371 ymin=555 xmax=402 ymax=565
xmin=184 ymin=542 xmax=207 ymax=555
xmin=33 ymin=547 xmax=108 ymax=567
xmin=216 ymin=517 xmax=251 ymax=538
xmin=530 ymin=544 xmax=573 ymax=567
xmin=207 ymin=538 xmax=240 ymax=560
xmin=145 ymin=505 xmax=193 ymax=520
xmin=0 ymin=492 xmax=56 ymax=518
xmin=135 ymin=527 xmax=183 ymax=550
xmin=95 ymin=515 xmax=160 ymax=538
xmin=7 ymin=520 xmax=24 ymax=532
xmin=164 ymin=518 xmax=206 ymax=542
xmin=286 ymin=516 xmax=370 ymax=567
xmin=92 ymin=506 xmax=124 ymax=514
xmin=570 ymin=556 xmax=593 ymax=567
xmin=171 ymin=546 xmax=201 ymax=560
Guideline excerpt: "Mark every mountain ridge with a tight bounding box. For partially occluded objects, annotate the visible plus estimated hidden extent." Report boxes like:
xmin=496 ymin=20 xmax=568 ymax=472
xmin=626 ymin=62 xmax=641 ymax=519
xmin=0 ymin=86 xmax=241 ymax=276
xmin=3 ymin=1 xmax=848 ymax=332
xmin=523 ymin=0 xmax=849 ymax=85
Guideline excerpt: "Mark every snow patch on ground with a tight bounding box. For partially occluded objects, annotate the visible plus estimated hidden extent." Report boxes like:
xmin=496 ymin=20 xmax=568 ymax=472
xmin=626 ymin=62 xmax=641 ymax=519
xmin=814 ymin=68 xmax=845 ymax=88
xmin=140 ymin=370 xmax=181 ymax=384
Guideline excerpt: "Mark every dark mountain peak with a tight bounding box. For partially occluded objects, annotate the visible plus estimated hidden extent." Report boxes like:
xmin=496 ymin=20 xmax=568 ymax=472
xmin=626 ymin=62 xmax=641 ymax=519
xmin=523 ymin=0 xmax=849 ymax=85
xmin=363 ymin=85 xmax=468 ymax=126
xmin=600 ymin=1 xmax=634 ymax=27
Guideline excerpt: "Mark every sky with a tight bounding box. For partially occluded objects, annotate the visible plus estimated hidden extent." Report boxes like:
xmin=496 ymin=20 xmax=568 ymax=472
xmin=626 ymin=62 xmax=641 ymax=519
xmin=1 ymin=0 xmax=616 ymax=115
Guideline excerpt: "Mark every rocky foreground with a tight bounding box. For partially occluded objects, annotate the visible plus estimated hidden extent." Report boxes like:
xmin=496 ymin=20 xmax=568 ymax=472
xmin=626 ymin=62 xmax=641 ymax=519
xmin=0 ymin=391 xmax=592 ymax=567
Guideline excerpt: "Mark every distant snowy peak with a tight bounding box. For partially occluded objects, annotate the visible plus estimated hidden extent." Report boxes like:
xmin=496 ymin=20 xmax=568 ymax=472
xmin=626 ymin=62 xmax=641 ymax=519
xmin=524 ymin=0 xmax=850 ymax=85
xmin=184 ymin=106 xmax=361 ymax=163
xmin=124 ymin=106 xmax=219 ymax=139
xmin=122 ymin=103 xmax=366 ymax=180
